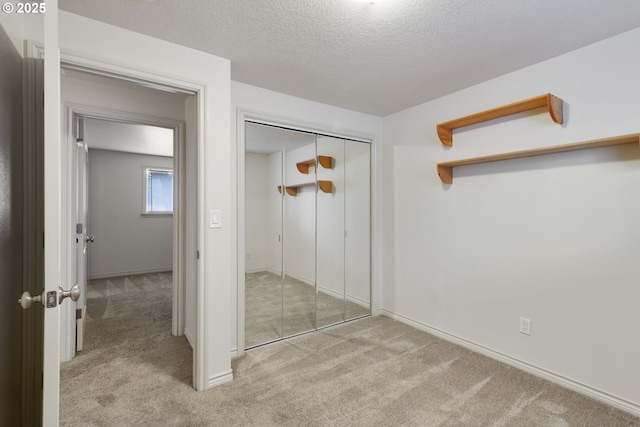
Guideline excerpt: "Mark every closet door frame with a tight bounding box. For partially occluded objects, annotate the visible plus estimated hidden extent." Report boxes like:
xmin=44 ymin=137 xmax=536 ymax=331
xmin=236 ymin=109 xmax=378 ymax=356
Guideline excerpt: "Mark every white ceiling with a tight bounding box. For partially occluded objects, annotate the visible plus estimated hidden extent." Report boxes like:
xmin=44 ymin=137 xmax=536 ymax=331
xmin=58 ymin=0 xmax=640 ymax=116
xmin=84 ymin=118 xmax=174 ymax=157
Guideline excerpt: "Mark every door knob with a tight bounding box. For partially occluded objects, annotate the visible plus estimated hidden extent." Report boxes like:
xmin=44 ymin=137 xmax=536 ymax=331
xmin=58 ymin=284 xmax=81 ymax=304
xmin=18 ymin=291 xmax=43 ymax=310
xmin=18 ymin=284 xmax=80 ymax=309
xmin=85 ymin=235 xmax=95 ymax=243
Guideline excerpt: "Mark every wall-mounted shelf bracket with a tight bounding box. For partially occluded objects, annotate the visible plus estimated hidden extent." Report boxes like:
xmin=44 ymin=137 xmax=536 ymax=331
xmin=317 ymin=156 xmax=333 ymax=169
xmin=437 ymin=134 xmax=640 ymax=184
xmin=317 ymin=180 xmax=332 ymax=193
xmin=436 ymin=94 xmax=564 ymax=147
xmin=296 ymin=156 xmax=334 ymax=173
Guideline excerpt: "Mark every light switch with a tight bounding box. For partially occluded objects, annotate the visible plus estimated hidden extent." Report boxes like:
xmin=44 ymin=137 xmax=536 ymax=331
xmin=209 ymin=210 xmax=221 ymax=229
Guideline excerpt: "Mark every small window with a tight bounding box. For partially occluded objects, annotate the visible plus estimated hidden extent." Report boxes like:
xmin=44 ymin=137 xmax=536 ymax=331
xmin=143 ymin=167 xmax=173 ymax=214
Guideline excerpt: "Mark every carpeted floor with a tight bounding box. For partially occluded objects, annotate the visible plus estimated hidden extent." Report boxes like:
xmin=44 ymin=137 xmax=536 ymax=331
xmin=60 ymin=272 xmax=640 ymax=426
xmin=245 ymin=271 xmax=370 ymax=347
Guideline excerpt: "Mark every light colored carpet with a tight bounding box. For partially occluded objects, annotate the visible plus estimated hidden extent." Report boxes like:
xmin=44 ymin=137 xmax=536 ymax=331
xmin=60 ymin=272 xmax=640 ymax=426
xmin=245 ymin=271 xmax=370 ymax=347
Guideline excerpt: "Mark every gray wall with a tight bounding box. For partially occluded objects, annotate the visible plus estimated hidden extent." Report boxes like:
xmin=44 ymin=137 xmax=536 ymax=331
xmin=0 ymin=22 xmax=23 ymax=425
xmin=88 ymin=149 xmax=173 ymax=278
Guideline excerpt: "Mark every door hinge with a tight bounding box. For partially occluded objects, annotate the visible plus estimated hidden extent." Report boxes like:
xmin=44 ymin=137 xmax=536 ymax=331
xmin=197 ymin=250 xmax=200 ymax=260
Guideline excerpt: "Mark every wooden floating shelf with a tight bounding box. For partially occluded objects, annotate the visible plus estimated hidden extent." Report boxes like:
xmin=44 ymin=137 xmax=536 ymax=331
xmin=296 ymin=156 xmax=334 ymax=173
xmin=436 ymin=94 xmax=564 ymax=147
xmin=296 ymin=159 xmax=316 ymax=174
xmin=437 ymin=134 xmax=640 ymax=184
xmin=277 ymin=181 xmax=333 ymax=196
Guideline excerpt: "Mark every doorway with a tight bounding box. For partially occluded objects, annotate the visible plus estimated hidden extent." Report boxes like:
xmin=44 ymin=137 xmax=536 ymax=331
xmin=74 ymin=117 xmax=178 ymax=354
xmin=59 ymin=67 xmax=198 ymax=391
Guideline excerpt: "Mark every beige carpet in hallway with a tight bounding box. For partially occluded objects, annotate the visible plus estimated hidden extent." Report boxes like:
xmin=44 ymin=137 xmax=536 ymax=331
xmin=60 ymin=272 xmax=640 ymax=426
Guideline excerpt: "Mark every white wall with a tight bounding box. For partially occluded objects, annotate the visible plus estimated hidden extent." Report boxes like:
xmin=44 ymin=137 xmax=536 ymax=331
xmin=344 ymin=141 xmax=371 ymax=306
xmin=245 ymin=153 xmax=270 ymax=272
xmin=87 ymin=149 xmax=173 ymax=278
xmin=232 ymin=81 xmax=384 ymax=353
xmin=283 ymin=143 xmax=317 ymax=284
xmin=382 ymin=27 xmax=640 ymax=413
xmin=317 ymin=136 xmax=346 ymax=297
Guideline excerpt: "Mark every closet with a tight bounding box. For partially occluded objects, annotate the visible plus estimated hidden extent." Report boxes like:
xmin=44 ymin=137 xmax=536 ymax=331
xmin=244 ymin=123 xmax=371 ymax=348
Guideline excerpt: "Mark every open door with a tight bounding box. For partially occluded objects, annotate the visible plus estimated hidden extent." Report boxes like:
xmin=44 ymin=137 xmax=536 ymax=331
xmin=74 ymin=117 xmax=90 ymax=352
xmin=1 ymin=8 xmax=65 ymax=426
xmin=20 ymin=6 xmax=71 ymax=426
xmin=0 ymin=16 xmax=34 ymax=426
xmin=41 ymin=4 xmax=67 ymax=425
xmin=4 ymin=5 xmax=66 ymax=426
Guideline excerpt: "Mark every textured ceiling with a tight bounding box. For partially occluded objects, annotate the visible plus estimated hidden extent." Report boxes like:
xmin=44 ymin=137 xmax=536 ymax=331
xmin=58 ymin=0 xmax=640 ymax=116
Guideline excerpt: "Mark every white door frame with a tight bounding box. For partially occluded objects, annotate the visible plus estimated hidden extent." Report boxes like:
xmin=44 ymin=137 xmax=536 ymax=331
xmin=60 ymin=102 xmax=188 ymax=361
xmin=56 ymin=55 xmax=207 ymax=391
xmin=42 ymin=4 xmax=62 ymax=424
xmin=236 ymin=108 xmax=378 ymax=357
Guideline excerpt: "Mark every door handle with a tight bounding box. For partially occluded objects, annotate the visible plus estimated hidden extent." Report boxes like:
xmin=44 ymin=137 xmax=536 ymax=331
xmin=18 ymin=290 xmax=43 ymax=310
xmin=19 ymin=284 xmax=81 ymax=309
xmin=58 ymin=284 xmax=81 ymax=304
xmin=85 ymin=235 xmax=95 ymax=243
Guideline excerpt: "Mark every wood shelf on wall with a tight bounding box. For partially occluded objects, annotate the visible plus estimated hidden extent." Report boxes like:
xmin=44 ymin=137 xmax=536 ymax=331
xmin=296 ymin=156 xmax=334 ymax=173
xmin=277 ymin=181 xmax=333 ymax=196
xmin=436 ymin=134 xmax=640 ymax=184
xmin=296 ymin=159 xmax=316 ymax=174
xmin=436 ymin=94 xmax=564 ymax=147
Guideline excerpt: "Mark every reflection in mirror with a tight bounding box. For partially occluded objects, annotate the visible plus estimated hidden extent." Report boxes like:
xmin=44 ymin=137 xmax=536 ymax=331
xmin=316 ymin=136 xmax=346 ymax=327
xmin=244 ymin=123 xmax=284 ymax=347
xmin=316 ymin=137 xmax=371 ymax=328
xmin=283 ymin=137 xmax=317 ymax=337
xmin=244 ymin=122 xmax=371 ymax=349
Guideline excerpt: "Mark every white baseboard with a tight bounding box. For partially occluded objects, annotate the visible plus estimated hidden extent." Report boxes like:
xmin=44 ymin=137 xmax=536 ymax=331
xmin=230 ymin=348 xmax=238 ymax=359
xmin=316 ymin=287 xmax=370 ymax=310
xmin=377 ymin=309 xmax=640 ymax=417
xmin=207 ymin=370 xmax=233 ymax=389
xmin=346 ymin=293 xmax=370 ymax=309
xmin=284 ymin=271 xmax=315 ymax=287
xmin=88 ymin=268 xmax=172 ymax=280
xmin=317 ymin=286 xmax=343 ymax=299
xmin=245 ymin=267 xmax=284 ymax=276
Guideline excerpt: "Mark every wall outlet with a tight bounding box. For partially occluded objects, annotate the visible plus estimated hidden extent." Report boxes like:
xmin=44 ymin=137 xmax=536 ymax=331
xmin=519 ymin=317 xmax=531 ymax=335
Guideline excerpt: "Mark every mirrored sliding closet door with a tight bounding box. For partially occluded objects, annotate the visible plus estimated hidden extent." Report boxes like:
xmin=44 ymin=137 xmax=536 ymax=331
xmin=244 ymin=123 xmax=371 ymax=349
